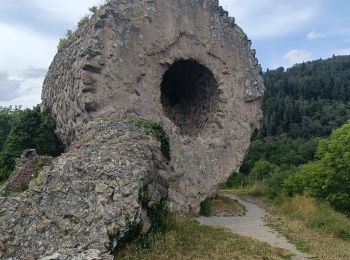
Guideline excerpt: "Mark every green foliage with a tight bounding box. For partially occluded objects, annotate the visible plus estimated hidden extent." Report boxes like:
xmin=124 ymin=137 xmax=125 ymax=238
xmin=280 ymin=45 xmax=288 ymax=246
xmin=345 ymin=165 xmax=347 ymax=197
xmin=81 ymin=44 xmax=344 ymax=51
xmin=199 ymin=199 xmax=212 ymax=217
xmin=250 ymin=160 xmax=278 ymax=182
xmin=0 ymin=106 xmax=15 ymax=150
xmin=57 ymin=30 xmax=74 ymax=50
xmin=78 ymin=15 xmax=89 ymax=28
xmin=235 ymin=56 xmax=350 ymax=214
xmin=261 ymin=56 xmax=350 ymax=138
xmin=225 ymin=172 xmax=250 ymax=189
xmin=241 ymin=135 xmax=318 ymax=174
xmin=107 ymin=213 xmax=142 ymax=255
xmin=57 ymin=4 xmax=101 ymax=51
xmin=131 ymin=118 xmax=170 ymax=161
xmin=136 ymin=198 xmax=172 ymax=249
xmin=0 ymin=106 xmax=64 ymax=182
xmin=89 ymin=6 xmax=98 ymax=13
xmin=284 ymin=121 xmax=350 ymax=213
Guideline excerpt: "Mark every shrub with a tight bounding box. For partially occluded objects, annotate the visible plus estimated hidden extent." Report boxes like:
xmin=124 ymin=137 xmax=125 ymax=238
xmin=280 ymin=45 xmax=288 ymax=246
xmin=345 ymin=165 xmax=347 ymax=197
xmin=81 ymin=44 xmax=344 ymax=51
xmin=131 ymin=118 xmax=170 ymax=161
xmin=0 ymin=106 xmax=64 ymax=182
xmin=89 ymin=6 xmax=98 ymax=14
xmin=57 ymin=30 xmax=74 ymax=50
xmin=199 ymin=199 xmax=212 ymax=217
xmin=284 ymin=120 xmax=350 ymax=213
xmin=78 ymin=15 xmax=89 ymax=28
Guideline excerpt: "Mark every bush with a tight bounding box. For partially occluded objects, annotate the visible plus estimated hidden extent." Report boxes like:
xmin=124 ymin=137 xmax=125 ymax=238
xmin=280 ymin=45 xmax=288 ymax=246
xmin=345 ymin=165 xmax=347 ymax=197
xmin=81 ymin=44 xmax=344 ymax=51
xmin=78 ymin=15 xmax=89 ymax=28
xmin=89 ymin=6 xmax=98 ymax=14
xmin=284 ymin=120 xmax=350 ymax=213
xmin=199 ymin=199 xmax=212 ymax=217
xmin=0 ymin=106 xmax=64 ymax=182
xmin=57 ymin=30 xmax=74 ymax=50
xmin=224 ymin=172 xmax=250 ymax=189
xmin=131 ymin=118 xmax=170 ymax=161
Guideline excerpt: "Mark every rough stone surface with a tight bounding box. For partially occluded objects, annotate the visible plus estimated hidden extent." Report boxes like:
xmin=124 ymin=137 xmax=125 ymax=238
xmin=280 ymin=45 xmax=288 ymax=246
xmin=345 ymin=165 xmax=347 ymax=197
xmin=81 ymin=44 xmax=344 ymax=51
xmin=41 ymin=0 xmax=264 ymax=211
xmin=0 ymin=121 xmax=170 ymax=259
xmin=3 ymin=149 xmax=53 ymax=193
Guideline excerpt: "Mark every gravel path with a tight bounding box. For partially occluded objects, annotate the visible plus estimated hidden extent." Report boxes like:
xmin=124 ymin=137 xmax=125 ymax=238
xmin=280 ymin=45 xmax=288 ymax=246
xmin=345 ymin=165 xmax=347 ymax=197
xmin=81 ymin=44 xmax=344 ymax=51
xmin=197 ymin=194 xmax=312 ymax=260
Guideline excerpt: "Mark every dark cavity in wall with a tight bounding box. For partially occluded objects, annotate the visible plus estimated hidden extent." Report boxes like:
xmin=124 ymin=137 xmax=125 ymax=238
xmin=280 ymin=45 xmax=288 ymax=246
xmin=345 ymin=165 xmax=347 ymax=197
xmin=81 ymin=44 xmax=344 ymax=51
xmin=160 ymin=59 xmax=219 ymax=135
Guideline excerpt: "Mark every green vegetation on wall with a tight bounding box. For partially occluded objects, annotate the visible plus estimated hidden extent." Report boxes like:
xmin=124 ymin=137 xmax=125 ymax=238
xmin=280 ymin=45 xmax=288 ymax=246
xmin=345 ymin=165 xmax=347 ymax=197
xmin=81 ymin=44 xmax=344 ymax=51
xmin=57 ymin=5 xmax=102 ymax=50
xmin=131 ymin=118 xmax=171 ymax=161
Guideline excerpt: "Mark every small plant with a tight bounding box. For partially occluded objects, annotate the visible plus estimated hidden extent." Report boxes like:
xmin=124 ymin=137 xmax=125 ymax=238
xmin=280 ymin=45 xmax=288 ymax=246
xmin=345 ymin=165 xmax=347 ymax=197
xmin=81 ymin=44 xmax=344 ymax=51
xmin=78 ymin=15 xmax=89 ymax=28
xmin=18 ymin=182 xmax=29 ymax=193
xmin=199 ymin=198 xmax=212 ymax=217
xmin=131 ymin=118 xmax=171 ymax=161
xmin=89 ymin=5 xmax=98 ymax=14
xmin=136 ymin=185 xmax=172 ymax=249
xmin=229 ymin=16 xmax=235 ymax=25
xmin=57 ymin=30 xmax=74 ymax=51
xmin=107 ymin=214 xmax=142 ymax=255
xmin=34 ymin=157 xmax=44 ymax=178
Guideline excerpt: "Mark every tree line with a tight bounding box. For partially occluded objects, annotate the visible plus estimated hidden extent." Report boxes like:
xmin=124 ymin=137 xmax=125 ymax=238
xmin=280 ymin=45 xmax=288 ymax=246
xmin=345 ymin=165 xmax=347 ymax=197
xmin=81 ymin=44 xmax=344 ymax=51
xmin=0 ymin=106 xmax=64 ymax=182
xmin=232 ymin=55 xmax=350 ymax=214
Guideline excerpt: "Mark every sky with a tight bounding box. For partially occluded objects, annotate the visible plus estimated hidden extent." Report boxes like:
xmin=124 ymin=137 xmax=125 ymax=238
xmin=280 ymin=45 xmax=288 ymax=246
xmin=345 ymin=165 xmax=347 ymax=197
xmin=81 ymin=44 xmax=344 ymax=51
xmin=0 ymin=0 xmax=349 ymax=108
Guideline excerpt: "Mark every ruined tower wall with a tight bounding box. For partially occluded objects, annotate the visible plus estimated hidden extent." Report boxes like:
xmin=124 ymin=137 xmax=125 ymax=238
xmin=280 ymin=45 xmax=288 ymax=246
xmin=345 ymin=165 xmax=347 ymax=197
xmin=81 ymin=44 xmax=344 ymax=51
xmin=41 ymin=0 xmax=264 ymax=211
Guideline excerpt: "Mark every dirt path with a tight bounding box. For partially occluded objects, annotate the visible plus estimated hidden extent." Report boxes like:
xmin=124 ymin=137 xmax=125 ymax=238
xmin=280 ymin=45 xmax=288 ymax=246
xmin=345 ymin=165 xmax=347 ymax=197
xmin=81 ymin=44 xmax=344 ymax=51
xmin=197 ymin=194 xmax=312 ymax=260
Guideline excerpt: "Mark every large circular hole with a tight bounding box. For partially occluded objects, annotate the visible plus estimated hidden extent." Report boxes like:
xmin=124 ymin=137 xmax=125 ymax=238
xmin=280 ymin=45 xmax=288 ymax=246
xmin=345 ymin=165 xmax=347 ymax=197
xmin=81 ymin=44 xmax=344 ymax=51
xmin=161 ymin=59 xmax=219 ymax=135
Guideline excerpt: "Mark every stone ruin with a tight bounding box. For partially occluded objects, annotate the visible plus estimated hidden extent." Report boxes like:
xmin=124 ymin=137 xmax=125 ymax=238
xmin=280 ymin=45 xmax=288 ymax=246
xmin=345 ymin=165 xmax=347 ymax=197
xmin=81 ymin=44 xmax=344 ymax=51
xmin=0 ymin=0 xmax=264 ymax=258
xmin=42 ymin=0 xmax=264 ymax=212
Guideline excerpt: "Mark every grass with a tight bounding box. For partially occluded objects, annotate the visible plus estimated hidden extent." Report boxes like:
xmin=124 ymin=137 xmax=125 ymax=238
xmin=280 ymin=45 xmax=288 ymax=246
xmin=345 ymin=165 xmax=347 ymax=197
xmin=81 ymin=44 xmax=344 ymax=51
xmin=222 ymin=183 xmax=269 ymax=197
xmin=265 ymin=195 xmax=350 ymax=260
xmin=210 ymin=195 xmax=246 ymax=217
xmin=116 ymin=215 xmax=292 ymax=260
xmin=199 ymin=198 xmax=212 ymax=216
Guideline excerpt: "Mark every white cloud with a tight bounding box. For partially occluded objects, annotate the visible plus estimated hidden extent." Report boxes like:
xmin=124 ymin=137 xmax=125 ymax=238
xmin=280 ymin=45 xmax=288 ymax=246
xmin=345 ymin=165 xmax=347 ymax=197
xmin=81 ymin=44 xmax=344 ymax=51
xmin=283 ymin=50 xmax=313 ymax=65
xmin=219 ymin=0 xmax=319 ymax=39
xmin=307 ymin=31 xmax=325 ymax=40
xmin=0 ymin=0 xmax=103 ymax=107
xmin=0 ymin=22 xmax=57 ymax=71
xmin=0 ymin=68 xmax=46 ymax=108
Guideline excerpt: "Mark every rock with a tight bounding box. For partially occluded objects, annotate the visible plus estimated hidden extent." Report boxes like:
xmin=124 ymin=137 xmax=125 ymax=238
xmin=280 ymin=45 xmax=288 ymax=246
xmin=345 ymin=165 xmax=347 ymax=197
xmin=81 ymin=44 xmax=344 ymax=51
xmin=3 ymin=150 xmax=53 ymax=193
xmin=41 ymin=0 xmax=264 ymax=212
xmin=0 ymin=121 xmax=170 ymax=259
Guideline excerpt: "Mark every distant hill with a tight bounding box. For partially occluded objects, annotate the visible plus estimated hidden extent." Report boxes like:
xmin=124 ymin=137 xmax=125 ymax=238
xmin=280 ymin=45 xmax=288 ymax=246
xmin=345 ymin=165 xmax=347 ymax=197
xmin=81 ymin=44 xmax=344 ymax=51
xmin=241 ymin=55 xmax=350 ymax=173
xmin=261 ymin=55 xmax=350 ymax=138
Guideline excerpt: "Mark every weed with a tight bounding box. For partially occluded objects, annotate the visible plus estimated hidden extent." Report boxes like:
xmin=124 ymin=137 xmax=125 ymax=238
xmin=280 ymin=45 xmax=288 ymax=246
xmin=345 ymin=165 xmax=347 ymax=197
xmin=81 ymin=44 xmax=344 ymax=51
xmin=57 ymin=30 xmax=74 ymax=50
xmin=199 ymin=198 xmax=212 ymax=217
xmin=130 ymin=118 xmax=170 ymax=161
xmin=136 ymin=185 xmax=172 ymax=249
xmin=78 ymin=15 xmax=89 ymax=28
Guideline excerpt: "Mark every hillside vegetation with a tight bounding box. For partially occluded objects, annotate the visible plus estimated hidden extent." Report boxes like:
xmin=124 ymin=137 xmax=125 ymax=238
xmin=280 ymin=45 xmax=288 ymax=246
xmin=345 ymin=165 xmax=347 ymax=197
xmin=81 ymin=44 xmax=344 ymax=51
xmin=227 ymin=55 xmax=350 ymax=214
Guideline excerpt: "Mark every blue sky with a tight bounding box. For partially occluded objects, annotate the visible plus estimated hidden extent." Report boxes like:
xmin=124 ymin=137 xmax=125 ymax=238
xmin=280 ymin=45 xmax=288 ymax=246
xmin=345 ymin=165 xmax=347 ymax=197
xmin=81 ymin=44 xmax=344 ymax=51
xmin=0 ymin=0 xmax=349 ymax=107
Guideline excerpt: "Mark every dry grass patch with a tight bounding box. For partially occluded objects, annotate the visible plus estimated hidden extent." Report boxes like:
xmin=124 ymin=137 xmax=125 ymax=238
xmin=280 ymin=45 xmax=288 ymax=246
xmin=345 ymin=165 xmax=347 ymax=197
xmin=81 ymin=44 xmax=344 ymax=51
xmin=266 ymin=196 xmax=350 ymax=260
xmin=222 ymin=184 xmax=269 ymax=197
xmin=211 ymin=195 xmax=247 ymax=217
xmin=116 ymin=215 xmax=292 ymax=260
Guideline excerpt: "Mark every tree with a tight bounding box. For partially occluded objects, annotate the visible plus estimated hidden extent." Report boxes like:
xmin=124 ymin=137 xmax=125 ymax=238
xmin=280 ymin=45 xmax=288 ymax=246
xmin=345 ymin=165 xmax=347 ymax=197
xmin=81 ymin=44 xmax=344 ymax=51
xmin=0 ymin=106 xmax=64 ymax=182
xmin=284 ymin=120 xmax=350 ymax=213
